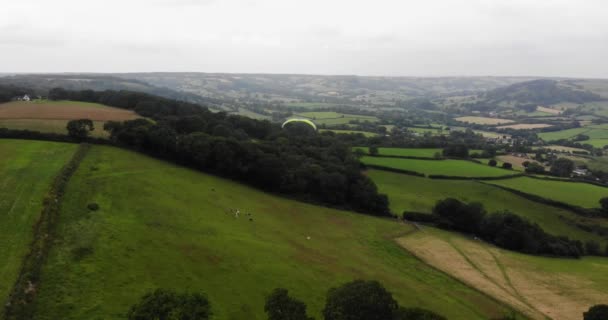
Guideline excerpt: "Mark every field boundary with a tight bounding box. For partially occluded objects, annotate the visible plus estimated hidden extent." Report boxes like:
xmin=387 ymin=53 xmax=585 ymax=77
xmin=3 ymin=144 xmax=91 ymax=320
xmin=527 ymin=174 xmax=608 ymax=189
xmin=363 ymin=164 xmax=426 ymax=177
xmin=428 ymin=173 xmax=525 ymax=180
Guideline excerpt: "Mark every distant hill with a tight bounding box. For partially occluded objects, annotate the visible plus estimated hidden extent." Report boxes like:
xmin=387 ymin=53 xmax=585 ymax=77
xmin=483 ymin=79 xmax=603 ymax=105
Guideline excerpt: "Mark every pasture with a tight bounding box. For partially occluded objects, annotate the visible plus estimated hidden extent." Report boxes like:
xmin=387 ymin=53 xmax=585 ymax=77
xmin=319 ymin=129 xmax=378 ymax=137
xmin=488 ymin=177 xmax=608 ymax=208
xmin=367 ymin=169 xmax=606 ymax=245
xmin=296 ymin=111 xmax=379 ymax=126
xmin=361 ymin=156 xmax=514 ymax=177
xmin=539 ymin=125 xmax=608 ymax=147
xmin=398 ymin=227 xmax=608 ymax=320
xmin=355 ymin=147 xmax=442 ymax=158
xmin=0 ymin=139 xmax=77 ymax=312
xmin=32 ymin=146 xmax=514 ymax=320
xmin=0 ymin=100 xmax=140 ymax=137
xmin=497 ymin=124 xmax=552 ymax=130
xmin=455 ymin=116 xmax=514 ymax=125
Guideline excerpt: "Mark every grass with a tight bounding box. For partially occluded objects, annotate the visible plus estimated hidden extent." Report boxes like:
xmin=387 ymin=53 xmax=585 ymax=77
xmin=361 ymin=156 xmax=514 ymax=177
xmin=538 ymin=125 xmax=608 ymax=147
xmin=285 ymin=102 xmax=339 ymax=109
xmin=32 ymin=146 xmax=514 ymax=320
xmin=538 ymin=128 xmax=590 ymax=141
xmin=355 ymin=147 xmax=442 ymax=158
xmin=496 ymin=124 xmax=552 ymax=130
xmin=0 ymin=139 xmax=77 ymax=312
xmin=296 ymin=111 xmax=379 ymax=126
xmin=0 ymin=119 xmax=108 ymax=137
xmin=367 ymin=169 xmax=606 ymax=245
xmin=398 ymin=227 xmax=608 ymax=320
xmin=319 ymin=129 xmax=378 ymax=137
xmin=0 ymin=100 xmax=139 ymax=121
xmin=455 ymin=116 xmax=514 ymax=125
xmin=487 ymin=177 xmax=608 ymax=209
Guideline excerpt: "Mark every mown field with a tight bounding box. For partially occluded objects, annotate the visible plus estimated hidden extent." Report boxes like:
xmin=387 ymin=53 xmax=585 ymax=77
xmin=361 ymin=156 xmax=514 ymax=177
xmin=455 ymin=116 xmax=514 ymax=125
xmin=367 ymin=169 xmax=606 ymax=245
xmin=296 ymin=111 xmax=379 ymax=126
xmin=0 ymin=139 xmax=77 ymax=312
xmin=539 ymin=125 xmax=608 ymax=147
xmin=319 ymin=129 xmax=378 ymax=137
xmin=398 ymin=227 xmax=608 ymax=320
xmin=32 ymin=146 xmax=515 ymax=320
xmin=488 ymin=177 xmax=607 ymax=209
xmin=0 ymin=100 xmax=140 ymax=137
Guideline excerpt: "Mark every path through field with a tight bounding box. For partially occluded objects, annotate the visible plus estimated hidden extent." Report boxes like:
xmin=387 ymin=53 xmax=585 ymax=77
xmin=397 ymin=228 xmax=608 ymax=320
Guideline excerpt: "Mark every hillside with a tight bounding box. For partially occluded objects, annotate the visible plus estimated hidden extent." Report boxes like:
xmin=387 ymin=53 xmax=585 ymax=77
xmin=483 ymin=79 xmax=603 ymax=105
xmin=0 ymin=140 xmax=77 ymax=311
xmin=31 ymin=145 xmax=515 ymax=320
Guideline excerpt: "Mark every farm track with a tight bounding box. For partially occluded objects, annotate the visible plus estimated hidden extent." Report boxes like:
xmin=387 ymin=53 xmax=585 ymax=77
xmin=3 ymin=144 xmax=90 ymax=320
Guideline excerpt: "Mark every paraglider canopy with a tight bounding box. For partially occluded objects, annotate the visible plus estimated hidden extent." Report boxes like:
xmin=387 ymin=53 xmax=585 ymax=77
xmin=281 ymin=118 xmax=317 ymax=131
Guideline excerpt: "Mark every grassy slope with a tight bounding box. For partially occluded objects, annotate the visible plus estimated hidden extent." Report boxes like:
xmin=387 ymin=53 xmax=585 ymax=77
xmin=0 ymin=140 xmax=77 ymax=310
xmin=488 ymin=177 xmax=607 ymax=208
xmin=398 ymin=227 xmax=608 ymax=320
xmin=319 ymin=129 xmax=378 ymax=137
xmin=367 ymin=169 xmax=606 ymax=245
xmin=33 ymin=146 xmax=514 ymax=320
xmin=0 ymin=119 xmax=108 ymax=137
xmin=361 ymin=156 xmax=514 ymax=177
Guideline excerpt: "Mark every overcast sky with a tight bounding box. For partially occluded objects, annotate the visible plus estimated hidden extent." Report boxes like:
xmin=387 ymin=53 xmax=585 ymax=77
xmin=1 ymin=0 xmax=607 ymax=77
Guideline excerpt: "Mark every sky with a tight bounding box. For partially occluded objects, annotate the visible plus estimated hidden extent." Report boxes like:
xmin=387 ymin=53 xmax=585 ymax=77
xmin=1 ymin=0 xmax=607 ymax=77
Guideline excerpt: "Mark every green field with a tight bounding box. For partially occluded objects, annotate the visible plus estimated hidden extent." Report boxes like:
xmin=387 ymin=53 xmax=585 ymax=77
xmin=355 ymin=147 xmax=442 ymax=158
xmin=361 ymin=156 xmax=514 ymax=177
xmin=538 ymin=128 xmax=590 ymax=141
xmin=32 ymin=146 xmax=514 ymax=320
xmin=398 ymin=227 xmax=608 ymax=320
xmin=319 ymin=129 xmax=378 ymax=137
xmin=0 ymin=119 xmax=108 ymax=137
xmin=488 ymin=177 xmax=608 ymax=208
xmin=286 ymin=102 xmax=340 ymax=109
xmin=367 ymin=169 xmax=606 ymax=245
xmin=296 ymin=111 xmax=379 ymax=126
xmin=538 ymin=125 xmax=608 ymax=147
xmin=0 ymin=140 xmax=77 ymax=311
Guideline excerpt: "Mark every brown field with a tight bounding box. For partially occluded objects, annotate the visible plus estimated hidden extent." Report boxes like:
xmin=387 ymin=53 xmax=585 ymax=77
xmin=455 ymin=116 xmax=514 ymax=125
xmin=0 ymin=119 xmax=109 ymax=137
xmin=0 ymin=101 xmax=139 ymax=121
xmin=497 ymin=123 xmax=552 ymax=130
xmin=537 ymin=106 xmax=562 ymax=115
xmin=397 ymin=227 xmax=608 ymax=320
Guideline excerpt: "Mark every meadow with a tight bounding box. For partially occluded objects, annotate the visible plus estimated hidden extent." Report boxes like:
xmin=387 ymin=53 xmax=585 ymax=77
xmin=488 ymin=177 xmax=608 ymax=208
xmin=496 ymin=124 xmax=552 ymax=130
xmin=32 ymin=146 xmax=515 ymax=320
xmin=0 ymin=140 xmax=77 ymax=313
xmin=398 ymin=227 xmax=608 ymax=320
xmin=319 ymin=129 xmax=378 ymax=137
xmin=296 ymin=111 xmax=379 ymax=126
xmin=0 ymin=119 xmax=108 ymax=137
xmin=355 ymin=147 xmax=442 ymax=158
xmin=538 ymin=125 xmax=608 ymax=147
xmin=361 ymin=156 xmax=514 ymax=177
xmin=367 ymin=169 xmax=606 ymax=245
xmin=455 ymin=116 xmax=514 ymax=125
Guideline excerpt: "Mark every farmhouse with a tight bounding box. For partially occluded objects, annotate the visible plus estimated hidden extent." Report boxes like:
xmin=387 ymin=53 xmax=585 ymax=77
xmin=13 ymin=94 xmax=31 ymax=101
xmin=573 ymin=168 xmax=589 ymax=176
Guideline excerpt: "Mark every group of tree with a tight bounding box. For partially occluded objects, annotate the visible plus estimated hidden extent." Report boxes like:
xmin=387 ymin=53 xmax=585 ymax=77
xmin=128 ymin=281 xmax=448 ymax=320
xmin=51 ymin=88 xmax=390 ymax=216
xmin=430 ymin=198 xmax=584 ymax=257
xmin=0 ymin=84 xmax=30 ymax=103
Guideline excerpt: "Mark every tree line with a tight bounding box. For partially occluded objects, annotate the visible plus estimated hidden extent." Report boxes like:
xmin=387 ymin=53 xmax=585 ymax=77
xmin=49 ymin=88 xmax=390 ymax=216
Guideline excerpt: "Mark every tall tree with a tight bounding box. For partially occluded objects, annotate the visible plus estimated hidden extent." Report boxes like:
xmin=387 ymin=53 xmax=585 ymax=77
xmin=66 ymin=119 xmax=94 ymax=140
xmin=264 ymin=288 xmax=313 ymax=320
xmin=323 ymin=280 xmax=398 ymax=320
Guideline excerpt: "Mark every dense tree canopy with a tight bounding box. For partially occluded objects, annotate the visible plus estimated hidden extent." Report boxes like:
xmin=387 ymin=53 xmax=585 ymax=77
xmin=323 ymin=280 xmax=398 ymax=320
xmin=127 ymin=289 xmax=211 ymax=320
xmin=584 ymin=304 xmax=608 ymax=320
xmin=66 ymin=119 xmax=94 ymax=140
xmin=265 ymin=288 xmax=313 ymax=320
xmin=550 ymin=158 xmax=574 ymax=177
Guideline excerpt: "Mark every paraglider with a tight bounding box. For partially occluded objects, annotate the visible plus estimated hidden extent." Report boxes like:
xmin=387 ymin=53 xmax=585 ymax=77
xmin=281 ymin=118 xmax=317 ymax=131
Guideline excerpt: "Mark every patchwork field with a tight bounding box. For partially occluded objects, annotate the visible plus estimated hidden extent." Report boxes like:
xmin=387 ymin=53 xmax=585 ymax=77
xmin=319 ymin=129 xmax=378 ymax=137
xmin=398 ymin=227 xmax=608 ymax=320
xmin=296 ymin=111 xmax=379 ymax=126
xmin=361 ymin=156 xmax=514 ymax=177
xmin=544 ymin=145 xmax=590 ymax=154
xmin=0 ymin=139 xmax=77 ymax=312
xmin=32 ymin=146 xmax=515 ymax=320
xmin=497 ymin=124 xmax=552 ymax=130
xmin=355 ymin=147 xmax=442 ymax=158
xmin=367 ymin=169 xmax=606 ymax=245
xmin=0 ymin=101 xmax=140 ymax=137
xmin=536 ymin=106 xmax=562 ymax=115
xmin=539 ymin=125 xmax=608 ymax=147
xmin=488 ymin=177 xmax=608 ymax=208
xmin=455 ymin=116 xmax=514 ymax=125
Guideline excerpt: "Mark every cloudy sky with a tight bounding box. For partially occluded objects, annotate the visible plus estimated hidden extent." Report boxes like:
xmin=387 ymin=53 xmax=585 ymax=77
xmin=1 ymin=0 xmax=607 ymax=77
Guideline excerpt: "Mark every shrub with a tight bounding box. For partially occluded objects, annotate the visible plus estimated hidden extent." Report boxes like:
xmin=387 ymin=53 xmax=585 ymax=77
xmin=323 ymin=280 xmax=398 ymax=320
xmin=87 ymin=203 xmax=100 ymax=211
xmin=393 ymin=307 xmax=446 ymax=320
xmin=584 ymin=304 xmax=608 ymax=320
xmin=585 ymin=240 xmax=601 ymax=255
xmin=127 ymin=289 xmax=211 ymax=320
xmin=265 ymin=288 xmax=313 ymax=320
xmin=488 ymin=159 xmax=497 ymax=167
xmin=502 ymin=162 xmax=513 ymax=169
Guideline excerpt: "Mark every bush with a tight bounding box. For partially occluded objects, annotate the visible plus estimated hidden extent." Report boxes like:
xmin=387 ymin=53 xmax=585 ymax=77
xmin=265 ymin=288 xmax=313 ymax=320
xmin=585 ymin=240 xmax=601 ymax=256
xmin=488 ymin=159 xmax=497 ymax=167
xmin=433 ymin=198 xmax=486 ymax=234
xmin=525 ymin=162 xmax=545 ymax=174
xmin=127 ymin=289 xmax=212 ymax=320
xmin=393 ymin=307 xmax=446 ymax=320
xmin=323 ymin=280 xmax=398 ymax=320
xmin=87 ymin=203 xmax=100 ymax=211
xmin=584 ymin=304 xmax=608 ymax=320
xmin=502 ymin=162 xmax=513 ymax=169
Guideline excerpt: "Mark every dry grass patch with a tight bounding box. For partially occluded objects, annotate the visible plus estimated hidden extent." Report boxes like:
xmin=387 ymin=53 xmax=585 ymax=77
xmin=397 ymin=227 xmax=608 ymax=320
xmin=455 ymin=116 xmax=514 ymax=125
xmin=497 ymin=124 xmax=552 ymax=130
xmin=537 ymin=106 xmax=562 ymax=115
xmin=0 ymin=101 xmax=139 ymax=121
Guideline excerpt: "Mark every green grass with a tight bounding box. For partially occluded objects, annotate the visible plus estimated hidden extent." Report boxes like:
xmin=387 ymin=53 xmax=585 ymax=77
xmin=319 ymin=129 xmax=378 ymax=137
xmin=538 ymin=125 xmax=608 ymax=147
xmin=487 ymin=177 xmax=608 ymax=208
xmin=538 ymin=128 xmax=590 ymax=141
xmin=285 ymin=102 xmax=339 ymax=109
xmin=0 ymin=119 xmax=108 ymax=137
xmin=32 ymin=146 xmax=514 ymax=320
xmin=367 ymin=169 xmax=606 ymax=245
xmin=296 ymin=112 xmax=379 ymax=126
xmin=361 ymin=156 xmax=513 ymax=177
xmin=0 ymin=139 xmax=77 ymax=311
xmin=355 ymin=147 xmax=442 ymax=158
